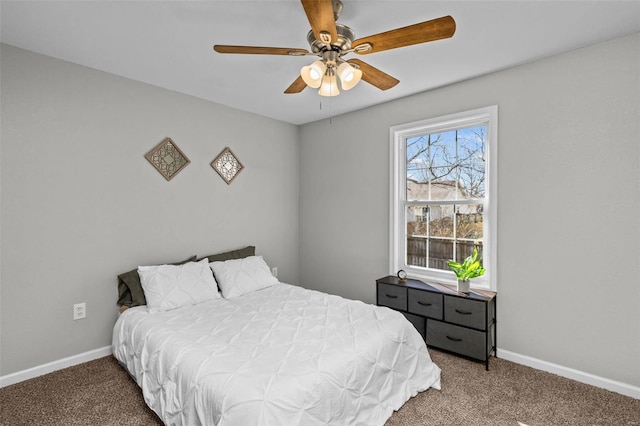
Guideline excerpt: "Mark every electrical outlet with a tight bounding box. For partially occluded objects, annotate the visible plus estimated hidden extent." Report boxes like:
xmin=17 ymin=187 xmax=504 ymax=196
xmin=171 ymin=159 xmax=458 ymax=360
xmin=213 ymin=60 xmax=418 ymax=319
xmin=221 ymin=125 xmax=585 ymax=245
xmin=271 ymin=267 xmax=278 ymax=278
xmin=73 ymin=302 xmax=86 ymax=320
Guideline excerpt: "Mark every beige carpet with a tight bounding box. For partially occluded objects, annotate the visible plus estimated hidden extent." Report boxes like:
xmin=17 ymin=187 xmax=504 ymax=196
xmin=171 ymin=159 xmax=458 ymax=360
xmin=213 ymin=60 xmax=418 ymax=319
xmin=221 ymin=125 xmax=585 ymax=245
xmin=1 ymin=350 xmax=638 ymax=425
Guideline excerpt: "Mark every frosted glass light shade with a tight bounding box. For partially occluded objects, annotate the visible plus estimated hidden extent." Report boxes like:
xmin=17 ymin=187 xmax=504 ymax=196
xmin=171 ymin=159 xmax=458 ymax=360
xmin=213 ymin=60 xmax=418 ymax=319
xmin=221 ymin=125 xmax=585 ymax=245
xmin=301 ymin=60 xmax=326 ymax=89
xmin=318 ymin=74 xmax=340 ymax=97
xmin=337 ymin=62 xmax=362 ymax=90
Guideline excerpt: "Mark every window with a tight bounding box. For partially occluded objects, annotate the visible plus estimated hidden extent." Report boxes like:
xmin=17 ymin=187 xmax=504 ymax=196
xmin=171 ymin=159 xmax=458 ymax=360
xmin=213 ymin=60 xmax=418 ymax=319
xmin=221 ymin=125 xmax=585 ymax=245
xmin=390 ymin=106 xmax=497 ymax=290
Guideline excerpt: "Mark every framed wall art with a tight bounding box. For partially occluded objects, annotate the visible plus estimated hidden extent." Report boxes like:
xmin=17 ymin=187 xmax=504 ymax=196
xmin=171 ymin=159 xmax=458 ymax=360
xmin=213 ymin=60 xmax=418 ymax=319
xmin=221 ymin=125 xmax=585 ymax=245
xmin=145 ymin=137 xmax=190 ymax=181
xmin=211 ymin=147 xmax=244 ymax=184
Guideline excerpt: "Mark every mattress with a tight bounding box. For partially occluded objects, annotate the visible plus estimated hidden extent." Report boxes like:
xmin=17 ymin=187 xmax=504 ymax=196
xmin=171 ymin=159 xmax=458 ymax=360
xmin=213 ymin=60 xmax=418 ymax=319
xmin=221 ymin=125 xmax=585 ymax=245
xmin=112 ymin=283 xmax=441 ymax=425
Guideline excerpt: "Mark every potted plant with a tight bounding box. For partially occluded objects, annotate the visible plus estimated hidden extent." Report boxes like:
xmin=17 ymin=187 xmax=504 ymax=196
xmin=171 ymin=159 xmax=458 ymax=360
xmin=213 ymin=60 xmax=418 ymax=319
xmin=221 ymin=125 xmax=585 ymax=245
xmin=447 ymin=247 xmax=485 ymax=293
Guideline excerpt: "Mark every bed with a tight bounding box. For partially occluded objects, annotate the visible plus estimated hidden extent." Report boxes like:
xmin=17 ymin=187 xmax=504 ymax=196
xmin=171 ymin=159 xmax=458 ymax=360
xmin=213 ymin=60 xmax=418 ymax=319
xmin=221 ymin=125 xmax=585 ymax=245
xmin=112 ymin=250 xmax=441 ymax=426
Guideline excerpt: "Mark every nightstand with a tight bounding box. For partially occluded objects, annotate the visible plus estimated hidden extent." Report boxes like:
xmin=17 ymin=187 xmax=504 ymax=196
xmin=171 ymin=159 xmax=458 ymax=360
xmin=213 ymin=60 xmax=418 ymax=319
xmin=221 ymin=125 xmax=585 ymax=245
xmin=376 ymin=275 xmax=497 ymax=370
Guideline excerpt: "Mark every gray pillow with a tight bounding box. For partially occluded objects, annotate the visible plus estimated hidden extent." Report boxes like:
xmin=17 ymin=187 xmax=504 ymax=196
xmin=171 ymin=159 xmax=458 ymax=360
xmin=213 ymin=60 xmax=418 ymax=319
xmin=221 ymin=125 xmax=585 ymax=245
xmin=198 ymin=245 xmax=255 ymax=263
xmin=117 ymin=255 xmax=197 ymax=307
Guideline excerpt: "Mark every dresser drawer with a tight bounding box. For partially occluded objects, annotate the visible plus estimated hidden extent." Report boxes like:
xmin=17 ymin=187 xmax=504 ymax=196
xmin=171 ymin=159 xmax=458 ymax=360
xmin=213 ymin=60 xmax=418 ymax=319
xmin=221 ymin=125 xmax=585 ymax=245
xmin=426 ymin=320 xmax=488 ymax=361
xmin=377 ymin=283 xmax=407 ymax=311
xmin=444 ymin=296 xmax=487 ymax=330
xmin=401 ymin=312 xmax=425 ymax=340
xmin=408 ymin=289 xmax=443 ymax=319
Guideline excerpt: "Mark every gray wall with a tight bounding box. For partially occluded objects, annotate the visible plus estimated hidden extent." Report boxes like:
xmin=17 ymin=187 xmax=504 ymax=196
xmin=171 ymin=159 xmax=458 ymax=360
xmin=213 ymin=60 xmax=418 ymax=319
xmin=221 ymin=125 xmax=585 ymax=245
xmin=299 ymin=33 xmax=640 ymax=387
xmin=0 ymin=44 xmax=299 ymax=376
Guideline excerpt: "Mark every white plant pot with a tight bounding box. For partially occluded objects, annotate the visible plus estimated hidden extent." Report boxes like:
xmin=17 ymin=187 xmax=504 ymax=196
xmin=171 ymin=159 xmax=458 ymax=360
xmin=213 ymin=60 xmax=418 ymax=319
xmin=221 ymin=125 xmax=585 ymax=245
xmin=457 ymin=280 xmax=470 ymax=294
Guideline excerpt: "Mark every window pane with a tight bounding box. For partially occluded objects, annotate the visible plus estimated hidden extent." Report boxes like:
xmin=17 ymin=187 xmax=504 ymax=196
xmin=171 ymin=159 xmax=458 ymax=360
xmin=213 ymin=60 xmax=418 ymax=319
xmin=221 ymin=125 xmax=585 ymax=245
xmin=406 ymin=205 xmax=428 ymax=236
xmin=455 ymin=203 xmax=483 ymax=264
xmin=406 ymin=180 xmax=430 ymax=201
xmin=459 ymin=163 xmax=485 ymax=199
xmin=428 ymin=238 xmax=453 ymax=270
xmin=430 ymin=168 xmax=460 ymax=200
xmin=428 ymin=204 xmax=454 ymax=270
xmin=407 ymin=179 xmax=459 ymax=201
xmin=406 ymin=135 xmax=429 ymax=163
xmin=429 ymin=204 xmax=454 ymax=239
xmin=457 ymin=126 xmax=485 ymax=162
xmin=428 ymin=131 xmax=457 ymax=169
xmin=456 ymin=241 xmax=484 ymax=266
xmin=406 ymin=135 xmax=429 ymax=186
xmin=456 ymin=204 xmax=484 ymax=240
xmin=457 ymin=126 xmax=486 ymax=199
xmin=406 ymin=236 xmax=427 ymax=268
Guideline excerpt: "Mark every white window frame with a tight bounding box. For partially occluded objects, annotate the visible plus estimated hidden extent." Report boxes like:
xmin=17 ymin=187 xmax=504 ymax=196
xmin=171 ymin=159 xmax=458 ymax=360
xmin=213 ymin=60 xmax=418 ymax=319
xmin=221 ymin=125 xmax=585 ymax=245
xmin=389 ymin=106 xmax=498 ymax=291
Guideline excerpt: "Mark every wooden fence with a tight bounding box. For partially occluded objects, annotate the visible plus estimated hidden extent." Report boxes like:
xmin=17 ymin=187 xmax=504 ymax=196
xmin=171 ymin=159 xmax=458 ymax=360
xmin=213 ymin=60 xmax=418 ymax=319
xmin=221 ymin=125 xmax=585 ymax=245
xmin=407 ymin=237 xmax=482 ymax=270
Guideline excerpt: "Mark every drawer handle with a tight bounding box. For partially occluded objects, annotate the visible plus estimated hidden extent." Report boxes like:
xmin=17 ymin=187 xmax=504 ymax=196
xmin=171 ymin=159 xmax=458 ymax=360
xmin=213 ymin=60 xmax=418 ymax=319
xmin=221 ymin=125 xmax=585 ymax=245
xmin=446 ymin=335 xmax=463 ymax=342
xmin=455 ymin=309 xmax=473 ymax=315
xmin=417 ymin=301 xmax=432 ymax=306
xmin=386 ymin=294 xmax=399 ymax=299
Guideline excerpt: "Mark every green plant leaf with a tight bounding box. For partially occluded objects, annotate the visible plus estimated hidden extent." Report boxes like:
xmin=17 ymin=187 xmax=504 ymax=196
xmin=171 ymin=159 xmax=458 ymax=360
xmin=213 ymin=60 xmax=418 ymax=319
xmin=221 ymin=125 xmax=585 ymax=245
xmin=448 ymin=246 xmax=485 ymax=281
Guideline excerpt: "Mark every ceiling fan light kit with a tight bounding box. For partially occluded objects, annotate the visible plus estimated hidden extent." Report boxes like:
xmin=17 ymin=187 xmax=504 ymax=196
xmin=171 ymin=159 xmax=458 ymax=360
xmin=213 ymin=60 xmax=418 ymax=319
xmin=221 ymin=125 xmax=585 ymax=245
xmin=301 ymin=60 xmax=326 ymax=89
xmin=318 ymin=71 xmax=340 ymax=97
xmin=301 ymin=50 xmax=362 ymax=96
xmin=336 ymin=61 xmax=362 ymax=90
xmin=213 ymin=0 xmax=456 ymax=97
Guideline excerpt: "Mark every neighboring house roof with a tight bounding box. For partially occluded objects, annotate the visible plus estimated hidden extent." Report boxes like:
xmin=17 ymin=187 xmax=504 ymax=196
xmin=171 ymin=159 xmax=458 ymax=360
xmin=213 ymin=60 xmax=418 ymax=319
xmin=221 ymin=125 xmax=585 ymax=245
xmin=406 ymin=180 xmax=467 ymax=201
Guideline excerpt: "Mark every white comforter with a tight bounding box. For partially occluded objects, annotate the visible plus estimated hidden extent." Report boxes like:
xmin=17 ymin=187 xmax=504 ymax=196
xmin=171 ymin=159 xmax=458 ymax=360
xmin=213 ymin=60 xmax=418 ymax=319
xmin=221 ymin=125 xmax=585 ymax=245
xmin=112 ymin=283 xmax=441 ymax=426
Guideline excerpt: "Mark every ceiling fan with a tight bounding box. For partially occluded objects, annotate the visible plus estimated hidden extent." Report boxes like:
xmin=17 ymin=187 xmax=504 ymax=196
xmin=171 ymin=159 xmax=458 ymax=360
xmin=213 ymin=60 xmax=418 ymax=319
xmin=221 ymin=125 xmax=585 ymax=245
xmin=213 ymin=0 xmax=456 ymax=97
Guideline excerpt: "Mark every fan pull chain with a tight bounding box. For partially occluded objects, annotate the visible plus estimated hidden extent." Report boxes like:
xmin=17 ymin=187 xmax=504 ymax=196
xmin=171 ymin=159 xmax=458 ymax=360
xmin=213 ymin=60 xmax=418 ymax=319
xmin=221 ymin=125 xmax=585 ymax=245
xmin=319 ymin=101 xmax=333 ymax=125
xmin=330 ymin=78 xmax=333 ymax=124
xmin=329 ymin=88 xmax=333 ymax=124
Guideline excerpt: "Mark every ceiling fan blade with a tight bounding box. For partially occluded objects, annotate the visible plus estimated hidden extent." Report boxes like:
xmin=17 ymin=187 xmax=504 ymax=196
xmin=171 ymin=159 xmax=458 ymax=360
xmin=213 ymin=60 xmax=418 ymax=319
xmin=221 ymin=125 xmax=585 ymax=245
xmin=347 ymin=59 xmax=399 ymax=91
xmin=301 ymin=0 xmax=338 ymax=43
xmin=284 ymin=76 xmax=307 ymax=94
xmin=213 ymin=45 xmax=309 ymax=56
xmin=352 ymin=15 xmax=456 ymax=54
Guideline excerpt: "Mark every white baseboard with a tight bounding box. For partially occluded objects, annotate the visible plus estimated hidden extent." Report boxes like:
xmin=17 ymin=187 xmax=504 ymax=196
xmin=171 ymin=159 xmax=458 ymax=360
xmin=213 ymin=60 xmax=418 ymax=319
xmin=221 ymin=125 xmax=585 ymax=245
xmin=497 ymin=348 xmax=640 ymax=399
xmin=0 ymin=346 xmax=112 ymax=388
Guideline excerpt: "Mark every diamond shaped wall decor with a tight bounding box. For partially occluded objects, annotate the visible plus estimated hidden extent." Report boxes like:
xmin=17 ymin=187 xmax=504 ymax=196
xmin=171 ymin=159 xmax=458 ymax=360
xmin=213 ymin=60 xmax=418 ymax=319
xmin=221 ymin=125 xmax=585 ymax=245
xmin=211 ymin=147 xmax=243 ymax=184
xmin=145 ymin=137 xmax=190 ymax=181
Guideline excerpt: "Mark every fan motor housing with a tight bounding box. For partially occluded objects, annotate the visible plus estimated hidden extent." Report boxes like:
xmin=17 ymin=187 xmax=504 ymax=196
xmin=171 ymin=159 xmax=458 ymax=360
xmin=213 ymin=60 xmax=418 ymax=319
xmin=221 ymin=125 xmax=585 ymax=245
xmin=307 ymin=24 xmax=355 ymax=53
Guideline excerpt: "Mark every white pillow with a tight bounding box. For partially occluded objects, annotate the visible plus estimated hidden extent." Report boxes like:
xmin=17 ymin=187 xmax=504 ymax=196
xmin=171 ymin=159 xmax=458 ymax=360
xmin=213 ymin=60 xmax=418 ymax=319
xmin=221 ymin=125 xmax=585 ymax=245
xmin=209 ymin=255 xmax=278 ymax=299
xmin=138 ymin=259 xmax=220 ymax=312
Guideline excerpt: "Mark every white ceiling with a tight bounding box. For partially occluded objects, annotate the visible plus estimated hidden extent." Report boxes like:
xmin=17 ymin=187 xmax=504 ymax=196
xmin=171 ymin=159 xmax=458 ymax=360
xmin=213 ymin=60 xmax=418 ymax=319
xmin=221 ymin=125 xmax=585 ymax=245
xmin=2 ymin=1 xmax=639 ymax=125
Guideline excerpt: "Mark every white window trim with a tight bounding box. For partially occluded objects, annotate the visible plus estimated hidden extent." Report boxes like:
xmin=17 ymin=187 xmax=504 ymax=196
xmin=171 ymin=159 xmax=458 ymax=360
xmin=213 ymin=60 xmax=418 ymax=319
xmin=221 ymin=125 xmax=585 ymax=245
xmin=389 ymin=106 xmax=498 ymax=291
